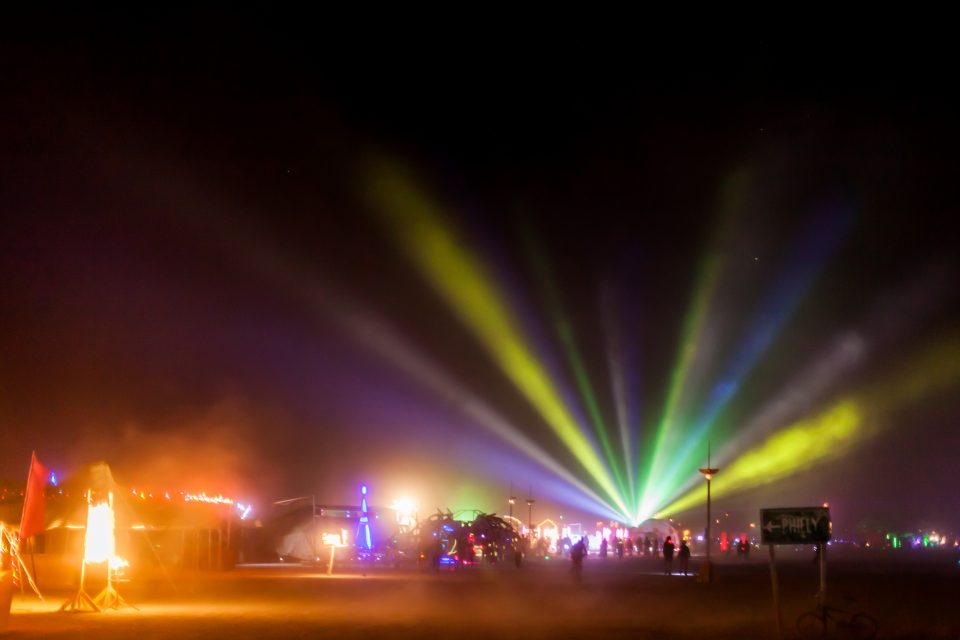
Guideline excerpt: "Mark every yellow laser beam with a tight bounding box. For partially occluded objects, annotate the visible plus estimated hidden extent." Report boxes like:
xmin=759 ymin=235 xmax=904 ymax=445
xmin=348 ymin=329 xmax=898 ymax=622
xmin=657 ymin=401 xmax=861 ymax=516
xmin=657 ymin=331 xmax=960 ymax=517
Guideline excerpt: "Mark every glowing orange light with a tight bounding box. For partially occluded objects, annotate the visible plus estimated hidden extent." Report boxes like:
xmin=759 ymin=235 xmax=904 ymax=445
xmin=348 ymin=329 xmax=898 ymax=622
xmin=128 ymin=488 xmax=251 ymax=519
xmin=183 ymin=491 xmax=234 ymax=505
xmin=84 ymin=495 xmax=116 ymax=564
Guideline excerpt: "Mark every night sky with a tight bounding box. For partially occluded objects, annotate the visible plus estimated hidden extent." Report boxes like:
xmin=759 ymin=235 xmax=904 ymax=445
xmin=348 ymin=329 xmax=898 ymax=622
xmin=2 ymin=17 xmax=958 ymax=531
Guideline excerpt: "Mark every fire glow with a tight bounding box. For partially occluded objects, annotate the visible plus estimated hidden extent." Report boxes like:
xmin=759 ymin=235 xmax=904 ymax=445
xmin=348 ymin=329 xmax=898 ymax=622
xmin=84 ymin=498 xmax=117 ymax=565
xmin=130 ymin=488 xmax=253 ymax=519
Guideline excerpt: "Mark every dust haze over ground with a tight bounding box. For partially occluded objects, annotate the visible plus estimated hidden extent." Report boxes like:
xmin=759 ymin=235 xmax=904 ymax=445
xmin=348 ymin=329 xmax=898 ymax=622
xmin=6 ymin=552 xmax=960 ymax=639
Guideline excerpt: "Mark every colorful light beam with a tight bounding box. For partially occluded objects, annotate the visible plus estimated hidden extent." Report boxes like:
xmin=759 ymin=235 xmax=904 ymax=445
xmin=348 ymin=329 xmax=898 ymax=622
xmin=657 ymin=400 xmax=862 ymax=517
xmin=637 ymin=252 xmax=721 ymax=521
xmin=657 ymin=331 xmax=960 ymax=517
xmin=366 ymin=159 xmax=629 ymax=518
xmin=166 ymin=184 xmax=628 ymax=521
xmin=278 ymin=253 xmax=627 ymax=519
xmin=601 ymin=284 xmax=639 ymax=508
xmin=637 ymin=170 xmax=753 ymax=522
xmin=712 ymin=262 xmax=954 ymax=480
xmin=646 ymin=204 xmax=852 ymax=515
xmin=521 ymin=224 xmax=629 ymax=501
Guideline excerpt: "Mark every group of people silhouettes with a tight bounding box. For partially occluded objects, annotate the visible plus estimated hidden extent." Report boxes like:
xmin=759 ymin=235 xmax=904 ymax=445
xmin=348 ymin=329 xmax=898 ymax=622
xmin=568 ymin=534 xmax=693 ymax=579
xmin=661 ymin=536 xmax=691 ymax=575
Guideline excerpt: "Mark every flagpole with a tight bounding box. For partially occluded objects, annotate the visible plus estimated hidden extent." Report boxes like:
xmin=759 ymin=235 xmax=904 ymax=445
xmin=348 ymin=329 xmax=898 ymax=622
xmin=19 ymin=454 xmax=33 ymax=596
xmin=17 ymin=451 xmax=44 ymax=599
xmin=17 ymin=452 xmax=37 ymax=539
xmin=29 ymin=539 xmax=38 ymax=594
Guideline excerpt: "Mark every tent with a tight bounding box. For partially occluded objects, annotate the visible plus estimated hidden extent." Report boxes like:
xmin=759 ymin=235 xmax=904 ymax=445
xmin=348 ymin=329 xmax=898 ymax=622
xmin=7 ymin=462 xmax=248 ymax=590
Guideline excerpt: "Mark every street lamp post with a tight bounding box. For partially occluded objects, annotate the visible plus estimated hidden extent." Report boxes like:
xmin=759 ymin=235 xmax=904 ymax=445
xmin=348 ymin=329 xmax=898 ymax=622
xmin=697 ymin=443 xmax=719 ymax=583
xmin=508 ymin=495 xmax=516 ymax=522
xmin=526 ymin=497 xmax=535 ymax=536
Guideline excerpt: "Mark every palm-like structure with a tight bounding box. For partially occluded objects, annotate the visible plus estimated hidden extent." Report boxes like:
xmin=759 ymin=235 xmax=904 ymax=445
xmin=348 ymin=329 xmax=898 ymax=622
xmin=469 ymin=512 xmax=520 ymax=564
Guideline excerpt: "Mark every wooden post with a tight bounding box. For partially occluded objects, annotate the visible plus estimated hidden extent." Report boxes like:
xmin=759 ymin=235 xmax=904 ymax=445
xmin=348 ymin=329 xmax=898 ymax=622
xmin=818 ymin=542 xmax=827 ymax=608
xmin=29 ymin=538 xmax=38 ymax=590
xmin=58 ymin=489 xmax=99 ymax=612
xmin=327 ymin=545 xmax=335 ymax=576
xmin=768 ymin=545 xmax=783 ymax=640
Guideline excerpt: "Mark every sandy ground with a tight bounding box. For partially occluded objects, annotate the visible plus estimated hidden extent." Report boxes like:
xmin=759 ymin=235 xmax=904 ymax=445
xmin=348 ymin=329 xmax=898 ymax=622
xmin=3 ymin=551 xmax=959 ymax=639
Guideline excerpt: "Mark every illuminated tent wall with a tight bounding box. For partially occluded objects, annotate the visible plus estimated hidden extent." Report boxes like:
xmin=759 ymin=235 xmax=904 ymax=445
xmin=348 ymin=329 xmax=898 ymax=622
xmin=632 ymin=519 xmax=682 ymax=545
xmin=7 ymin=463 xmax=247 ymax=589
xmin=267 ymin=504 xmax=387 ymax=564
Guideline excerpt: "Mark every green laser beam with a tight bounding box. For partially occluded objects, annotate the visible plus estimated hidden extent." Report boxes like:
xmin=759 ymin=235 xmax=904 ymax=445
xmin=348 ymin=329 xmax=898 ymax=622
xmin=521 ymin=224 xmax=630 ymax=502
xmin=638 ymin=170 xmax=752 ymax=520
xmin=601 ymin=284 xmax=636 ymax=510
xmin=637 ymin=252 xmax=721 ymax=519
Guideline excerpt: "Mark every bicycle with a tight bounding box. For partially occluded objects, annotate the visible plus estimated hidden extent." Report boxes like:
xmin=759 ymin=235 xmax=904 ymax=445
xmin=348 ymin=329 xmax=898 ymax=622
xmin=796 ymin=597 xmax=878 ymax=639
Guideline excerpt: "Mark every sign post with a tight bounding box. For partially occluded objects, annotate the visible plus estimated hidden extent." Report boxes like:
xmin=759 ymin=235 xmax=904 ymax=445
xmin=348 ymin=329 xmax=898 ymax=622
xmin=760 ymin=507 xmax=831 ymax=640
xmin=321 ymin=532 xmax=345 ymax=576
xmin=759 ymin=507 xmax=831 ymax=546
xmin=767 ymin=544 xmax=783 ymax=639
xmin=819 ymin=539 xmax=827 ymax=608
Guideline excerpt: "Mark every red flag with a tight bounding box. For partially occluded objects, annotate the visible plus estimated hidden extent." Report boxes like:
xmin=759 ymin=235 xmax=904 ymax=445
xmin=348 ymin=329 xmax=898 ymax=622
xmin=18 ymin=451 xmax=49 ymax=540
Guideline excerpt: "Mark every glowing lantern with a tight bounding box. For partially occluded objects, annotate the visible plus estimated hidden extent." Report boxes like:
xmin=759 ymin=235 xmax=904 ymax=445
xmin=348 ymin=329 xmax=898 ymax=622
xmin=321 ymin=532 xmax=345 ymax=547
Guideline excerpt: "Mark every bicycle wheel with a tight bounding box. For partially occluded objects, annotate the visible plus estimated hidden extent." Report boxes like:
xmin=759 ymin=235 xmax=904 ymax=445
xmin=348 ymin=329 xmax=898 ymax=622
xmin=848 ymin=613 xmax=878 ymax=639
xmin=796 ymin=611 xmax=826 ymax=639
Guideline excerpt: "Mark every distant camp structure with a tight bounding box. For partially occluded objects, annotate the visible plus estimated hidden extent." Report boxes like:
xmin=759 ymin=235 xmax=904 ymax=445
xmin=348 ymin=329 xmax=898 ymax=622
xmin=0 ymin=462 xmax=253 ymax=591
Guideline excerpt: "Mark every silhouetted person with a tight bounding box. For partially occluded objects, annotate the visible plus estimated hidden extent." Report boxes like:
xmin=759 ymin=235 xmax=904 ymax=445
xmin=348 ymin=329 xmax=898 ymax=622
xmin=678 ymin=539 xmax=691 ymax=576
xmin=616 ymin=538 xmax=624 ymax=559
xmin=570 ymin=537 xmax=587 ymax=583
xmin=599 ymin=537 xmax=608 ymax=558
xmin=537 ymin=535 xmax=548 ymax=559
xmin=430 ymin=538 xmax=442 ymax=571
xmin=625 ymin=537 xmax=634 ymax=556
xmin=457 ymin=534 xmax=475 ymax=565
xmin=662 ymin=536 xmax=675 ymax=575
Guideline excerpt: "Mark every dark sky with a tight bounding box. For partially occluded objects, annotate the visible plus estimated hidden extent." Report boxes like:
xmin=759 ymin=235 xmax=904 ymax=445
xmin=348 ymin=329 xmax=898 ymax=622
xmin=2 ymin=17 xmax=958 ymax=530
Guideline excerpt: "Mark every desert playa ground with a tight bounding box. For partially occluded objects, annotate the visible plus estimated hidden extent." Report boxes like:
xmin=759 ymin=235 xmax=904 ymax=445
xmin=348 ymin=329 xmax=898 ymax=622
xmin=4 ymin=551 xmax=960 ymax=639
